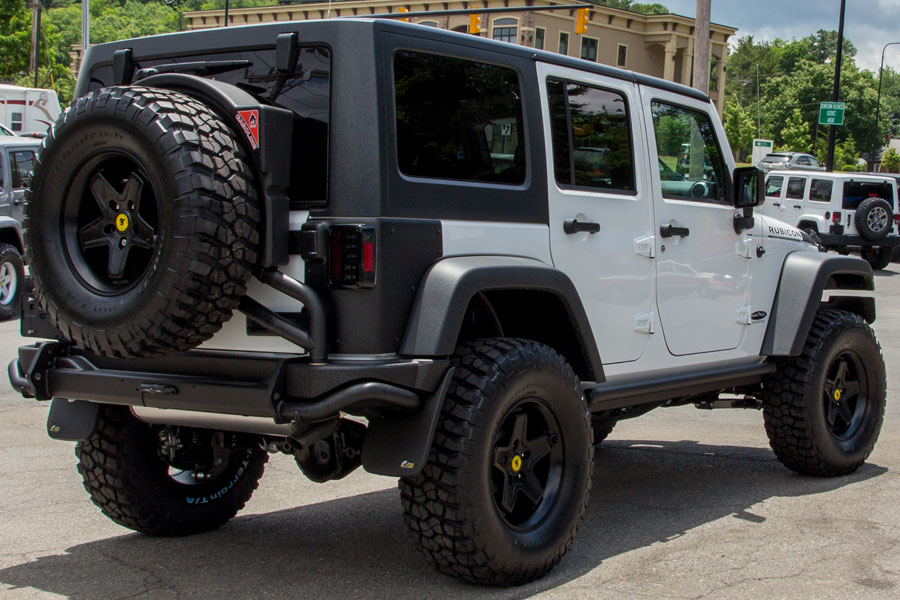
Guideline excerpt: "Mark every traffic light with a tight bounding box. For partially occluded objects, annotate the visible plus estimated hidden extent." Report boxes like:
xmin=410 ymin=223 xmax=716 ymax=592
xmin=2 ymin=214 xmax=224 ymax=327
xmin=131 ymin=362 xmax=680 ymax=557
xmin=468 ymin=14 xmax=482 ymax=34
xmin=575 ymin=8 xmax=589 ymax=34
xmin=398 ymin=7 xmax=409 ymax=22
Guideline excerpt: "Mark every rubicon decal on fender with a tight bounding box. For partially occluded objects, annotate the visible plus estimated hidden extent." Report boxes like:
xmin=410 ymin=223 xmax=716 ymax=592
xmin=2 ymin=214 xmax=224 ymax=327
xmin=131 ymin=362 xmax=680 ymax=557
xmin=236 ymin=110 xmax=260 ymax=150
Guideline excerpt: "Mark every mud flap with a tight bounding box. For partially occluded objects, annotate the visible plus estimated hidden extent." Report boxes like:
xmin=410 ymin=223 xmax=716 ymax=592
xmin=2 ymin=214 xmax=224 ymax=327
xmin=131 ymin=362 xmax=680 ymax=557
xmin=47 ymin=398 xmax=100 ymax=441
xmin=361 ymin=368 xmax=454 ymax=477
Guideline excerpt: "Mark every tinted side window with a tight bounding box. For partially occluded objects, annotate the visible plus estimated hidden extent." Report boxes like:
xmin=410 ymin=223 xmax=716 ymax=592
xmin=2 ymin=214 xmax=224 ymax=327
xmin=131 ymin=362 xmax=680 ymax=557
xmin=786 ymin=177 xmax=806 ymax=200
xmin=765 ymin=176 xmax=784 ymax=197
xmin=394 ymin=51 xmax=524 ymax=185
xmin=651 ymin=101 xmax=726 ymax=202
xmin=547 ymin=78 xmax=634 ymax=193
xmin=10 ymin=150 xmax=35 ymax=189
xmin=809 ymin=179 xmax=833 ymax=202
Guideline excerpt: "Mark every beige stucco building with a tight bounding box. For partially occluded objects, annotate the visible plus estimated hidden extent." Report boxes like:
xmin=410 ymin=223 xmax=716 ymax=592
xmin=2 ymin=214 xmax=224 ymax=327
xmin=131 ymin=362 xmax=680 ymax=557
xmin=184 ymin=1 xmax=736 ymax=114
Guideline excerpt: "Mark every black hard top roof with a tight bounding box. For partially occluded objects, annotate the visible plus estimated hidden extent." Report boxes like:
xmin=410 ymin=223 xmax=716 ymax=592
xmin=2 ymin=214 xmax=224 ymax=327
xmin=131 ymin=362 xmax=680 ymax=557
xmin=81 ymin=19 xmax=711 ymax=104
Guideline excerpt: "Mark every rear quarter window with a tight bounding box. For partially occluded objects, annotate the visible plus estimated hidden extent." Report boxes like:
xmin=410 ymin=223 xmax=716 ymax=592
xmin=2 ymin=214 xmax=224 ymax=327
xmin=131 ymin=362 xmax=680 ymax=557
xmin=394 ymin=50 xmax=525 ymax=185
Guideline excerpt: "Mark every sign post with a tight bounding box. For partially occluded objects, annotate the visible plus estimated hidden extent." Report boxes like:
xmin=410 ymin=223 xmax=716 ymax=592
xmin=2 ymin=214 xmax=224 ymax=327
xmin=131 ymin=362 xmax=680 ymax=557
xmin=819 ymin=101 xmax=845 ymax=126
xmin=752 ymin=139 xmax=774 ymax=166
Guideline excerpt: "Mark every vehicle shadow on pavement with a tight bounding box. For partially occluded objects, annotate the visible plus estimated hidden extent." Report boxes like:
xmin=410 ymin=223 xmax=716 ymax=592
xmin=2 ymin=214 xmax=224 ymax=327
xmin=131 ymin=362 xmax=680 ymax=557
xmin=0 ymin=439 xmax=886 ymax=599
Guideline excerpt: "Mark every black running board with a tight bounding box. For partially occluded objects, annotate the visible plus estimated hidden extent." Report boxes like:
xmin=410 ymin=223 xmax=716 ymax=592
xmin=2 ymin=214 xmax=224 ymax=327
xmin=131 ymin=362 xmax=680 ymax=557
xmin=585 ymin=363 xmax=776 ymax=411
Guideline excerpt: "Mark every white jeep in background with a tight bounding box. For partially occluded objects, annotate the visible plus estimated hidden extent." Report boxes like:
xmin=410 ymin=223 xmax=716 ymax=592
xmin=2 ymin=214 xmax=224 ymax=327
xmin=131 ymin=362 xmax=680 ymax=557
xmin=759 ymin=171 xmax=900 ymax=269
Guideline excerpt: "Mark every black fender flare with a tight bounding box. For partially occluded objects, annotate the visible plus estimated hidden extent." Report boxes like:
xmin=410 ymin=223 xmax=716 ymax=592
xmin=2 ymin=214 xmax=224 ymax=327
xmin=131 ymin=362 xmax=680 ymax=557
xmin=137 ymin=73 xmax=293 ymax=268
xmin=0 ymin=217 xmax=24 ymax=254
xmin=399 ymin=256 xmax=605 ymax=382
xmin=762 ymin=251 xmax=875 ymax=356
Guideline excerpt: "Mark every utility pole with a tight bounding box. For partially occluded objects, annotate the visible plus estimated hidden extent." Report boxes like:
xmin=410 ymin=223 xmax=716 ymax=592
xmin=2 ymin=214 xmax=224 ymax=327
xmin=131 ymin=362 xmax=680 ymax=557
xmin=692 ymin=0 xmax=710 ymax=94
xmin=756 ymin=63 xmax=761 ymax=137
xmin=29 ymin=2 xmax=42 ymax=87
xmin=83 ymin=0 xmax=90 ymax=53
xmin=826 ymin=0 xmax=846 ymax=172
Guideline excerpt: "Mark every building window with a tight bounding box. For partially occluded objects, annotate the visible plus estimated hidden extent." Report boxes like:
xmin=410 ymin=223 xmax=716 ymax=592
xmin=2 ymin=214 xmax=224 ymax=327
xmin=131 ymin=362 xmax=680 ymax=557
xmin=535 ymin=27 xmax=545 ymax=50
xmin=559 ymin=32 xmax=569 ymax=56
xmin=418 ymin=20 xmax=439 ymax=27
xmin=394 ymin=50 xmax=525 ymax=185
xmin=581 ymin=37 xmax=598 ymax=62
xmin=547 ymin=78 xmax=635 ymax=193
xmin=617 ymin=44 xmax=627 ymax=67
xmin=10 ymin=112 xmax=23 ymax=132
xmin=492 ymin=18 xmax=517 ymax=44
xmin=709 ymin=54 xmax=719 ymax=91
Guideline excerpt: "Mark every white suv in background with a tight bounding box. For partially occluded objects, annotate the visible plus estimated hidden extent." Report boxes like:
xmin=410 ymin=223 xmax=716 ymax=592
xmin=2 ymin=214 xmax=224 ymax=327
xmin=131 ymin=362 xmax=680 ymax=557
xmin=759 ymin=171 xmax=899 ymax=269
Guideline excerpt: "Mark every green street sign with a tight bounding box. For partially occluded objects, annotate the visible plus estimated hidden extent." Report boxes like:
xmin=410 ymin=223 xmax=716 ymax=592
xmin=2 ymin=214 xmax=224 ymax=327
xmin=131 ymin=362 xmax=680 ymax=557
xmin=819 ymin=101 xmax=845 ymax=126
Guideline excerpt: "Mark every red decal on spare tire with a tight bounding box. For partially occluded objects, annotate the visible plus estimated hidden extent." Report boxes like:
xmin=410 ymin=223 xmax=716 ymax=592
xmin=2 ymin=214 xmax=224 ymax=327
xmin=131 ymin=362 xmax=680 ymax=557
xmin=236 ymin=110 xmax=260 ymax=150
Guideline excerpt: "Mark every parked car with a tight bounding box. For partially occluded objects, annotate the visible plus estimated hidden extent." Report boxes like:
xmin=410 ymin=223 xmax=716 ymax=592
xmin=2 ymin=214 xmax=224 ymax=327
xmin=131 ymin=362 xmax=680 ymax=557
xmin=758 ymin=152 xmax=825 ymax=172
xmin=8 ymin=19 xmax=885 ymax=587
xmin=0 ymin=136 xmax=39 ymax=319
xmin=758 ymin=170 xmax=899 ymax=269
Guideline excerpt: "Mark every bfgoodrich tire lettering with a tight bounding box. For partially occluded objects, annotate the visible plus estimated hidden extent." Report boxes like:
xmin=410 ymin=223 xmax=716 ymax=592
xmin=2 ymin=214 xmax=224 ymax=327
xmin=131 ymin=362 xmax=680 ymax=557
xmin=400 ymin=338 xmax=592 ymax=586
xmin=26 ymin=86 xmax=260 ymax=358
xmin=76 ymin=405 xmax=267 ymax=536
xmin=762 ymin=309 xmax=885 ymax=476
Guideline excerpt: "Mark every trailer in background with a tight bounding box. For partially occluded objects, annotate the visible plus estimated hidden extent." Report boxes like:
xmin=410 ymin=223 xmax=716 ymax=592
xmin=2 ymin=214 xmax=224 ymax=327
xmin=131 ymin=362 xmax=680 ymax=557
xmin=0 ymin=85 xmax=61 ymax=136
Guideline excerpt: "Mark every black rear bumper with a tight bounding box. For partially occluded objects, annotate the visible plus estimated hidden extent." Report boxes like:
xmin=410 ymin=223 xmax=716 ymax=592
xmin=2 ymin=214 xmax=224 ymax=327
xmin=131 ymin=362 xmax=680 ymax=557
xmin=818 ymin=232 xmax=900 ymax=250
xmin=9 ymin=342 xmax=449 ymax=422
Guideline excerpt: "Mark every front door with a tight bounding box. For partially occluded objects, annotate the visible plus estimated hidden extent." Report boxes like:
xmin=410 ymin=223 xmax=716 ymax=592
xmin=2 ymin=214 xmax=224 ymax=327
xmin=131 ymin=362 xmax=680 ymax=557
xmin=538 ymin=63 xmax=654 ymax=365
xmin=642 ymin=90 xmax=752 ymax=356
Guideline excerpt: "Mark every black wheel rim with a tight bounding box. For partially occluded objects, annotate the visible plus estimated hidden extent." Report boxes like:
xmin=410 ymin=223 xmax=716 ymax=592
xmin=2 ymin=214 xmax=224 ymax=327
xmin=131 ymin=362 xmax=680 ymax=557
xmin=62 ymin=151 xmax=160 ymax=295
xmin=491 ymin=399 xmax=564 ymax=531
xmin=822 ymin=350 xmax=869 ymax=441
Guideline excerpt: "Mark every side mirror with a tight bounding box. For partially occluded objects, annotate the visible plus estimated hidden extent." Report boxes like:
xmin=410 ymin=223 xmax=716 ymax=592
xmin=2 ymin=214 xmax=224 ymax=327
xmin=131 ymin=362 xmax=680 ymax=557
xmin=732 ymin=166 xmax=765 ymax=208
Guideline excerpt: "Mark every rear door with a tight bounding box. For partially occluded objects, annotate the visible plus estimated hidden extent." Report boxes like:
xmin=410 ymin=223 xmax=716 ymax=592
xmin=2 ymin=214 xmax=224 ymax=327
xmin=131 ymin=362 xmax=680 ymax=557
xmin=538 ymin=62 xmax=654 ymax=365
xmin=782 ymin=175 xmax=808 ymax=225
xmin=641 ymin=89 xmax=752 ymax=356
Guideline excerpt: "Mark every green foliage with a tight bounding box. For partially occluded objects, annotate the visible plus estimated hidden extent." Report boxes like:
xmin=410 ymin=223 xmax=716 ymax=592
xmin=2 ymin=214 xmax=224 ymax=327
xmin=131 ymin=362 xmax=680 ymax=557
xmin=723 ymin=100 xmax=755 ymax=161
xmin=595 ymin=1 xmax=669 ymax=14
xmin=815 ymin=137 xmax=860 ymax=171
xmin=882 ymin=147 xmax=900 ymax=173
xmin=779 ymin=108 xmax=811 ymax=153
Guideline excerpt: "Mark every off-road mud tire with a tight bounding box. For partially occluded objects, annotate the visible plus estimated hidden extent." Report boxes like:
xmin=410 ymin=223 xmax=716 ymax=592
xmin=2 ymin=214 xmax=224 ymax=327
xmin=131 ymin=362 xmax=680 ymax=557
xmin=591 ymin=416 xmax=616 ymax=445
xmin=861 ymin=247 xmax=892 ymax=270
xmin=76 ymin=405 xmax=267 ymax=536
xmin=762 ymin=309 xmax=885 ymax=476
xmin=26 ymin=86 xmax=260 ymax=358
xmin=400 ymin=338 xmax=592 ymax=586
xmin=0 ymin=243 xmax=24 ymax=321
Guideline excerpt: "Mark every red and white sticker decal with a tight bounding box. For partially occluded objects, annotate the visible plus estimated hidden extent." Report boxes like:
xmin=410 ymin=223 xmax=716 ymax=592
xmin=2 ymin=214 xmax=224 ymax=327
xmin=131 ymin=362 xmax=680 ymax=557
xmin=236 ymin=109 xmax=260 ymax=150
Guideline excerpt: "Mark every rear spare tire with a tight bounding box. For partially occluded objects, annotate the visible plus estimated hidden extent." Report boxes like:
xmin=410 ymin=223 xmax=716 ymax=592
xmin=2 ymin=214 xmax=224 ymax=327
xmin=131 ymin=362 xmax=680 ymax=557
xmin=26 ymin=87 xmax=259 ymax=357
xmin=854 ymin=197 xmax=892 ymax=241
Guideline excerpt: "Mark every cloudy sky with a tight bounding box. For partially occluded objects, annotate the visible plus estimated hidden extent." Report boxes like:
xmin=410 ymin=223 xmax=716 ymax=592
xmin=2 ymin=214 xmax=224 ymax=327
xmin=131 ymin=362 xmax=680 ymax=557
xmin=661 ymin=0 xmax=900 ymax=74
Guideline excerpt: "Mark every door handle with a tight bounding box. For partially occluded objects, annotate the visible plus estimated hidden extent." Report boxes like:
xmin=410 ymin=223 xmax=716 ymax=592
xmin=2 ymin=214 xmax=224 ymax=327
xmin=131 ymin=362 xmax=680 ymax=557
xmin=563 ymin=219 xmax=601 ymax=235
xmin=660 ymin=224 xmax=690 ymax=238
xmin=793 ymin=204 xmax=802 ymax=209
xmin=772 ymin=202 xmax=781 ymax=207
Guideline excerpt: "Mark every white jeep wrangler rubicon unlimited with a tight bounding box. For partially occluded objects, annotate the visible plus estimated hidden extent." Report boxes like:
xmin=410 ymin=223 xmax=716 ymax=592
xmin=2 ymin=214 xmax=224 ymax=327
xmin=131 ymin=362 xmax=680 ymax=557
xmin=9 ymin=19 xmax=885 ymax=586
xmin=759 ymin=170 xmax=900 ymax=269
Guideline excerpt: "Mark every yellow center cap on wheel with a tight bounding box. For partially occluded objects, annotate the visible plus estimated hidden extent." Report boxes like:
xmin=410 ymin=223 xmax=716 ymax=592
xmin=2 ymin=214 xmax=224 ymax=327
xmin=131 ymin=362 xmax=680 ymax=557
xmin=510 ymin=455 xmax=522 ymax=473
xmin=116 ymin=214 xmax=129 ymax=232
xmin=834 ymin=389 xmax=841 ymax=401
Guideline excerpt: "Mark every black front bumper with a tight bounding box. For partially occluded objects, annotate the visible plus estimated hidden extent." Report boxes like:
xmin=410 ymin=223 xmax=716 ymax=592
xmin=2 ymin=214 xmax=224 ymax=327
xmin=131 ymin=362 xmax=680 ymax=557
xmin=9 ymin=342 xmax=449 ymax=422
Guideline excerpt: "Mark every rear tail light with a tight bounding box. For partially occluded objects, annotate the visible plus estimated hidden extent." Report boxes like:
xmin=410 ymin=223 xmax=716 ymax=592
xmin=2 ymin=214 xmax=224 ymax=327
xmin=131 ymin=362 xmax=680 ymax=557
xmin=832 ymin=211 xmax=841 ymax=223
xmin=329 ymin=225 xmax=376 ymax=289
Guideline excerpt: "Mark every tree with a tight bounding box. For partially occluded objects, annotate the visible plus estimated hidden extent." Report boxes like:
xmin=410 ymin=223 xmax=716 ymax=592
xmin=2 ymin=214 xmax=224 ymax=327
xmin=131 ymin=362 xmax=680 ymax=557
xmin=882 ymin=147 xmax=900 ymax=173
xmin=723 ymin=100 xmax=755 ymax=161
xmin=595 ymin=1 xmax=669 ymax=14
xmin=779 ymin=108 xmax=811 ymax=153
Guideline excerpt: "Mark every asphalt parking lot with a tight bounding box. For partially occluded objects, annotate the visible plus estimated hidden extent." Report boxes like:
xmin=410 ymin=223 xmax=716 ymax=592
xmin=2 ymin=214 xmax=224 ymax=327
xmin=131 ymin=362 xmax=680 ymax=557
xmin=2 ymin=270 xmax=900 ymax=599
